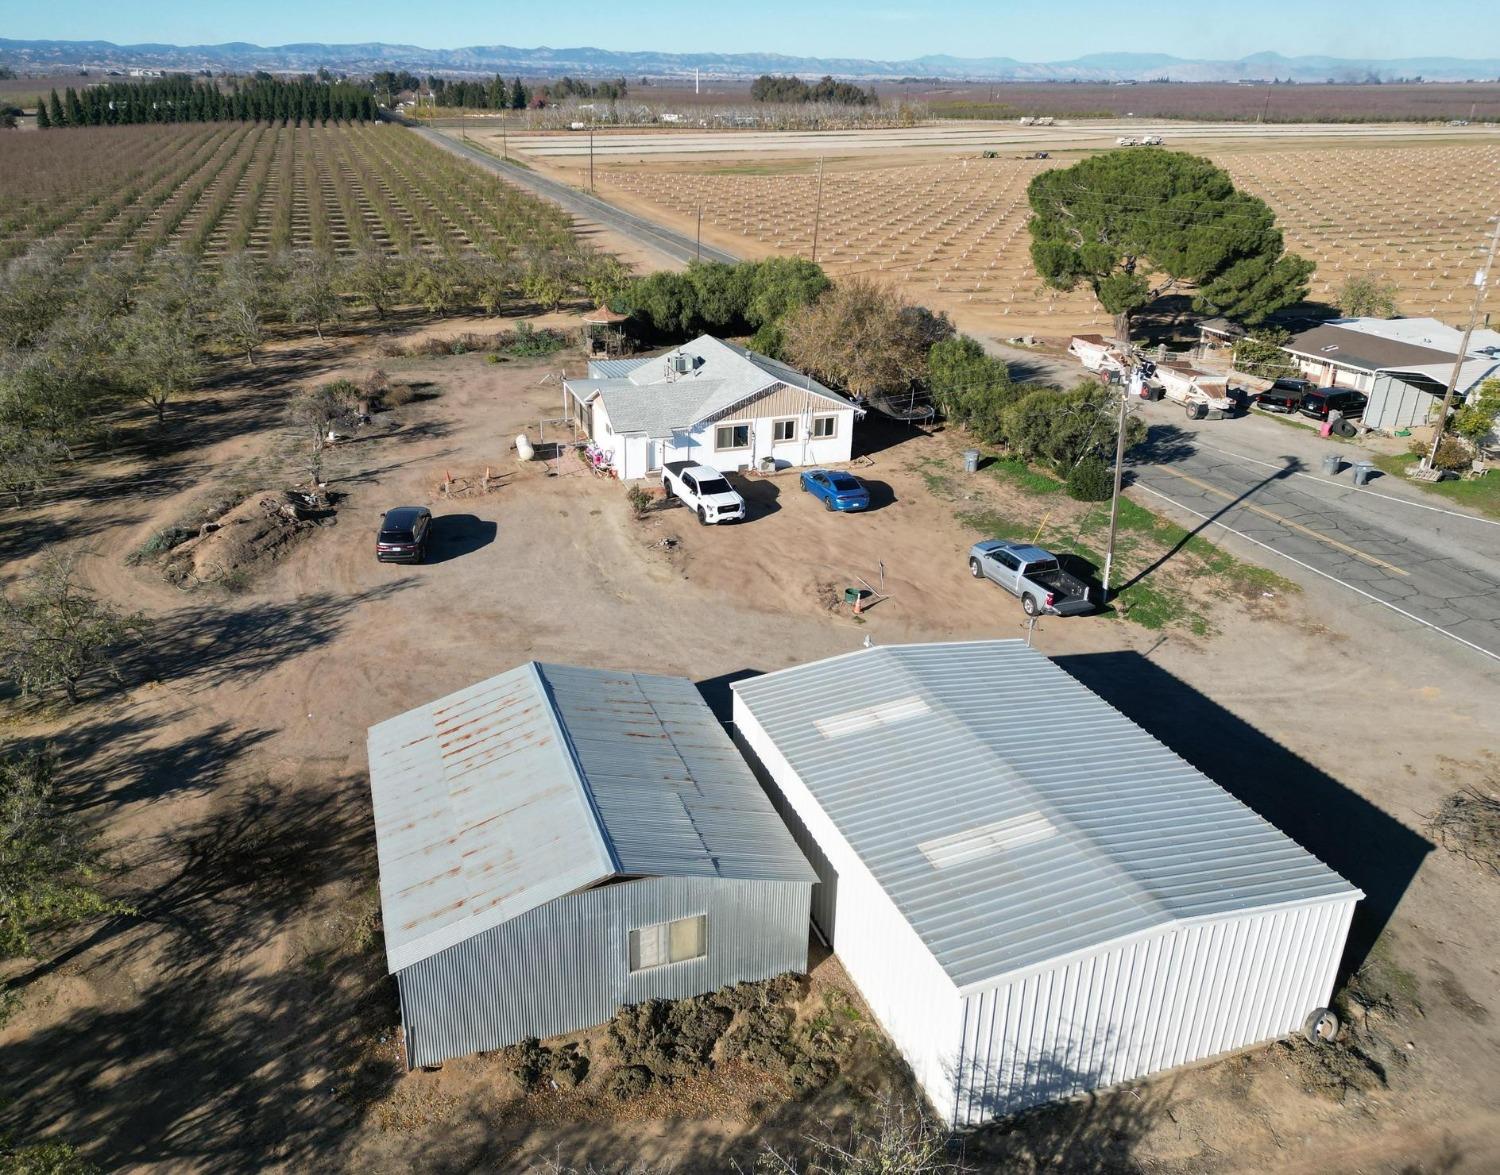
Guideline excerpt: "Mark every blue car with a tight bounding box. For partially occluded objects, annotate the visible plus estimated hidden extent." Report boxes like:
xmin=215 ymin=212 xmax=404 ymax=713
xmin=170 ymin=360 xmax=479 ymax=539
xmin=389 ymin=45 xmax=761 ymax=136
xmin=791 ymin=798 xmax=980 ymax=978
xmin=799 ymin=468 xmax=870 ymax=512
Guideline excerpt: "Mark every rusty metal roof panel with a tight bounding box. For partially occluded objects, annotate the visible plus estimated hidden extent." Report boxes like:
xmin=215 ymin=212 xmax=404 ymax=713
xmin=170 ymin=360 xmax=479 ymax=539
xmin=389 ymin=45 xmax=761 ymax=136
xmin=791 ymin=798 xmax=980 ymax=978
xmin=369 ymin=662 xmax=812 ymax=973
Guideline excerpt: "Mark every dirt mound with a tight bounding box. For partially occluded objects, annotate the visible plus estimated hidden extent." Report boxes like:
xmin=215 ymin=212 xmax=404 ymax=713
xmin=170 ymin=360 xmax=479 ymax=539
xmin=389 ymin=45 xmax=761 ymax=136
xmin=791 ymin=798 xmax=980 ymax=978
xmin=163 ymin=491 xmax=323 ymax=588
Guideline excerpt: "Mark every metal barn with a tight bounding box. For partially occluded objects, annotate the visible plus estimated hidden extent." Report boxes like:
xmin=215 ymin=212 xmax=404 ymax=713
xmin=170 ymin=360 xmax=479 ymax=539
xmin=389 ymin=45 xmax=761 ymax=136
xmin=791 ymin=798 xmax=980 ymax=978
xmin=732 ymin=641 xmax=1362 ymax=1126
xmin=368 ymin=661 xmax=816 ymax=1068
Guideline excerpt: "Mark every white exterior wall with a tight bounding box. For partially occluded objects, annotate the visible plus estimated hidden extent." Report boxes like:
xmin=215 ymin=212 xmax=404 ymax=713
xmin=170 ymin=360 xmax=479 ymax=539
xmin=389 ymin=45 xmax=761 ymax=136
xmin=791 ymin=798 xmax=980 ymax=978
xmin=951 ymin=896 xmax=1357 ymax=1126
xmin=734 ymin=698 xmax=964 ymax=1120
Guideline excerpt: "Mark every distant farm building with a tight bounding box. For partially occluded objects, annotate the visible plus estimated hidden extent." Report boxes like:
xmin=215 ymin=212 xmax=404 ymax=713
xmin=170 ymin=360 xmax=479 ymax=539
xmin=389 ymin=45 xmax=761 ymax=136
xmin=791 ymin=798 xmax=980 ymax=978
xmin=565 ymin=335 xmax=859 ymax=480
xmin=732 ymin=641 xmax=1362 ymax=1126
xmin=1282 ymin=317 xmax=1500 ymax=432
xmin=368 ymin=662 xmax=815 ymax=1069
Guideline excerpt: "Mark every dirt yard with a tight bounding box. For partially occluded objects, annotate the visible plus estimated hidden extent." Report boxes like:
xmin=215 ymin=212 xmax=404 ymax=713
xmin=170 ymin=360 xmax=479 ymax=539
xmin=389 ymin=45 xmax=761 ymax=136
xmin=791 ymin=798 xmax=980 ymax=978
xmin=2 ymin=318 xmax=1499 ymax=1173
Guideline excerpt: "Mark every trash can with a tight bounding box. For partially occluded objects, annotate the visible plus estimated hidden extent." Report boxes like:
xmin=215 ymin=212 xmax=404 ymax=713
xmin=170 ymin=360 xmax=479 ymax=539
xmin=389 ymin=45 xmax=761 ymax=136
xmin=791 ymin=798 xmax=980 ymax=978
xmin=843 ymin=587 xmax=862 ymax=605
xmin=963 ymin=449 xmax=981 ymax=473
xmin=1352 ymin=461 xmax=1376 ymax=487
xmin=1322 ymin=453 xmax=1342 ymax=476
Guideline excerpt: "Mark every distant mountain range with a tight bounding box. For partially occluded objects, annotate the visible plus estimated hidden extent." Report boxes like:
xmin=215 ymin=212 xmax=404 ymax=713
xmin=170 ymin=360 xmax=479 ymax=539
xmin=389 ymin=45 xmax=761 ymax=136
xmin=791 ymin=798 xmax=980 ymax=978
xmin=3 ymin=38 xmax=1498 ymax=83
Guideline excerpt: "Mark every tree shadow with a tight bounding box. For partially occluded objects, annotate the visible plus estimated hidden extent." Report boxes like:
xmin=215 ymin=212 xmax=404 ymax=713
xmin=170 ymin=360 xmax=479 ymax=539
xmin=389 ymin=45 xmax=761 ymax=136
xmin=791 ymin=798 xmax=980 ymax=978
xmin=1130 ymin=422 xmax=1199 ymax=466
xmin=135 ymin=581 xmax=416 ymax=689
xmin=0 ymin=778 xmax=400 ymax=1172
xmin=853 ymin=412 xmax=929 ymax=460
xmin=426 ymin=514 xmax=497 ymax=563
xmin=1052 ymin=651 xmax=1430 ymax=971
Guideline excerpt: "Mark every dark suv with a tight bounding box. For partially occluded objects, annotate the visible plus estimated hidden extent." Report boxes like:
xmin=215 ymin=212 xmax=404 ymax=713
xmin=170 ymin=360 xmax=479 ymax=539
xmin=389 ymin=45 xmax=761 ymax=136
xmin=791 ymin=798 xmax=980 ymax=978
xmin=1299 ymin=387 xmax=1367 ymax=422
xmin=376 ymin=507 xmax=432 ymax=563
xmin=1256 ymin=378 xmax=1314 ymax=414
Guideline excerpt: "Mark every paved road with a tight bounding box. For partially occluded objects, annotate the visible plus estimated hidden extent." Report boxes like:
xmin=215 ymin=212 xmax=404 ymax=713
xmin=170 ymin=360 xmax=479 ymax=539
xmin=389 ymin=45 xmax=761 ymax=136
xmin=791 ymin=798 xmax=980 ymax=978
xmin=411 ymin=126 xmax=740 ymax=267
xmin=1126 ymin=405 xmax=1500 ymax=664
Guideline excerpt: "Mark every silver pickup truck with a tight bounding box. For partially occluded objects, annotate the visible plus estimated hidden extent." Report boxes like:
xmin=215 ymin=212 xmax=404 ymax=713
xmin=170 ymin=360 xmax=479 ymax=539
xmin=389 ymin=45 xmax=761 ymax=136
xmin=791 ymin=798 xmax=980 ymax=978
xmin=968 ymin=540 xmax=1095 ymax=616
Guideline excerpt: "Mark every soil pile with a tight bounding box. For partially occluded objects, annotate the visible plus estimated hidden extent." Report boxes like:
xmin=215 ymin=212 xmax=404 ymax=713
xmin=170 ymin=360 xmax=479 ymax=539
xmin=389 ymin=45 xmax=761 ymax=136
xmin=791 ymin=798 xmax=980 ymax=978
xmin=163 ymin=491 xmax=323 ymax=587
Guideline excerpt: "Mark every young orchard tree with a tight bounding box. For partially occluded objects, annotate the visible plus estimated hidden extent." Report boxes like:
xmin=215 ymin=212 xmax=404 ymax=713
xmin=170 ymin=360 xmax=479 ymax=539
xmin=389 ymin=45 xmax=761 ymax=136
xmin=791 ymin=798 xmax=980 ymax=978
xmin=0 ymin=429 xmax=70 ymax=506
xmin=1027 ymin=150 xmax=1314 ymax=345
xmin=344 ymin=243 xmax=402 ymax=320
xmin=215 ymin=253 xmax=267 ymax=365
xmin=289 ymin=379 xmax=361 ymax=487
xmin=282 ymin=250 xmax=344 ymax=340
xmin=1 ymin=745 xmax=129 ymax=1029
xmin=782 ymin=276 xmax=933 ymax=401
xmin=0 ymin=553 xmax=147 ymax=704
xmin=120 ymin=253 xmax=207 ymax=425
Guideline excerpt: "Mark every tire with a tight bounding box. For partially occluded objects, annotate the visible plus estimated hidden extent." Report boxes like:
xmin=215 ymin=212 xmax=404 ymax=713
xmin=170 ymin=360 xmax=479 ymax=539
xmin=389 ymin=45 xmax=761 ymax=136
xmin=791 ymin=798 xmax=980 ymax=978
xmin=1333 ymin=418 xmax=1357 ymax=438
xmin=969 ymin=558 xmax=983 ymax=578
xmin=800 ymin=478 xmax=808 ymax=492
xmin=824 ymin=497 xmax=834 ymax=511
xmin=697 ymin=506 xmax=708 ymax=526
xmin=1186 ymin=402 xmax=1206 ymax=420
xmin=1022 ymin=594 xmax=1040 ymax=617
xmin=1303 ymin=1007 xmax=1340 ymax=1044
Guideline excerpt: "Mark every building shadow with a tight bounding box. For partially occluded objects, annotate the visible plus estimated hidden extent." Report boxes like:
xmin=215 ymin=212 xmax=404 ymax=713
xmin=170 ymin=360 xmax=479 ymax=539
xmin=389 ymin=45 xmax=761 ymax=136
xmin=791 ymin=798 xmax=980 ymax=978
xmin=853 ymin=410 xmax=929 ymax=459
xmin=729 ymin=475 xmax=781 ymax=521
xmin=1052 ymin=651 xmax=1430 ymax=971
xmin=426 ymin=514 xmax=497 ymax=563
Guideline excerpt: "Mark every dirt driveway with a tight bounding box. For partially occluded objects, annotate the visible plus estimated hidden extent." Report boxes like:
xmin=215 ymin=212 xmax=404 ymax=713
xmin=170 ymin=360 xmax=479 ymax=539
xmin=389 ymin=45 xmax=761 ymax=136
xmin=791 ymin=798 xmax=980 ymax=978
xmin=2 ymin=330 xmax=1498 ymax=1173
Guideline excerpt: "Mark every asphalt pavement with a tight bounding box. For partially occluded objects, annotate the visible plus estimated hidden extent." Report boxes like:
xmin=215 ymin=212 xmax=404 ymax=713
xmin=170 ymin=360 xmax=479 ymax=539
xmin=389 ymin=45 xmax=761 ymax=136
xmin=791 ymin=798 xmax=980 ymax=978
xmin=1125 ymin=404 xmax=1500 ymax=665
xmin=410 ymin=126 xmax=741 ymax=267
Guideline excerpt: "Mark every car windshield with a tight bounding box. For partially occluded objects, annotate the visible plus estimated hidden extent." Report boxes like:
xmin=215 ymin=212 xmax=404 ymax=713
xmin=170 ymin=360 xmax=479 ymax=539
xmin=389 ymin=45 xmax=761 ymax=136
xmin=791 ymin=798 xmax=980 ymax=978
xmin=697 ymin=477 xmax=733 ymax=496
xmin=379 ymin=528 xmax=414 ymax=542
xmin=830 ymin=475 xmax=861 ymax=491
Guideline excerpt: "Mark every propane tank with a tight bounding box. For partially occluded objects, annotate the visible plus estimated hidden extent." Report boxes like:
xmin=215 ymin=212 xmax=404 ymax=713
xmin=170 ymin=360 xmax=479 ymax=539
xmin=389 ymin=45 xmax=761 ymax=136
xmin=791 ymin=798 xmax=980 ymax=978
xmin=515 ymin=434 xmax=535 ymax=461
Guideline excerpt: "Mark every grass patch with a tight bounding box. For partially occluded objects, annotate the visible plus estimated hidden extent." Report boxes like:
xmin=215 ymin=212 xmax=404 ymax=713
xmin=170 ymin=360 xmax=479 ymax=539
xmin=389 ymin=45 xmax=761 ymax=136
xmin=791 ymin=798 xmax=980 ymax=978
xmin=984 ymin=454 xmax=1064 ymax=495
xmin=1254 ymin=408 xmax=1359 ymax=444
xmin=1373 ymin=453 xmax=1500 ymax=520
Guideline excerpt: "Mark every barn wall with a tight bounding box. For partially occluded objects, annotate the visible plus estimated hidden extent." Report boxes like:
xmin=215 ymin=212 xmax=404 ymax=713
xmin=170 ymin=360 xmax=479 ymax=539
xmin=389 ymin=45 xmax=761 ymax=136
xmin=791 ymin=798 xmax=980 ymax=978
xmin=398 ymin=876 xmax=810 ymax=1068
xmin=951 ymin=896 xmax=1357 ymax=1126
xmin=734 ymin=700 xmax=964 ymax=1119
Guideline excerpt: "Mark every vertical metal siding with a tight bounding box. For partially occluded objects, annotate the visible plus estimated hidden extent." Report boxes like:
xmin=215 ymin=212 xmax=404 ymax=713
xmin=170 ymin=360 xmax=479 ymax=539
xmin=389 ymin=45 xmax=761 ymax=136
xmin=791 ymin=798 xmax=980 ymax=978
xmin=735 ymin=702 xmax=965 ymax=1121
xmin=952 ymin=896 xmax=1358 ymax=1126
xmin=399 ymin=876 xmax=810 ymax=1068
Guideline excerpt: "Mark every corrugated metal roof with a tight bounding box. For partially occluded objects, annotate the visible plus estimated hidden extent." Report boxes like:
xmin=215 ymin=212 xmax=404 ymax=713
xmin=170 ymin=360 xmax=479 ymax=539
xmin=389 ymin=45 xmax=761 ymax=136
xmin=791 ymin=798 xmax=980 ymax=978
xmin=369 ymin=663 xmax=814 ymax=973
xmin=732 ymin=641 xmax=1361 ymax=992
xmin=567 ymin=335 xmax=853 ymax=438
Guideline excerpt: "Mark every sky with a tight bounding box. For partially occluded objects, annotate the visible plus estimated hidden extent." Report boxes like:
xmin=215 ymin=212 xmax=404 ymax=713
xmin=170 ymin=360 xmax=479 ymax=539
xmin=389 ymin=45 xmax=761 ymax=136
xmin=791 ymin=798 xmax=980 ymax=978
xmin=9 ymin=1 xmax=1500 ymax=61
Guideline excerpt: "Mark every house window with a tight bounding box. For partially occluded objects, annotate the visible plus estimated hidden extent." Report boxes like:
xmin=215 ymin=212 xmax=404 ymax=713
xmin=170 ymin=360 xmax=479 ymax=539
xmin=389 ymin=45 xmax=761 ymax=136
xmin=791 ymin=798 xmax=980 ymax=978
xmin=772 ymin=418 xmax=797 ymax=443
xmin=715 ymin=423 xmax=750 ymax=450
xmin=629 ymin=915 xmax=707 ymax=971
xmin=812 ymin=415 xmax=837 ymax=439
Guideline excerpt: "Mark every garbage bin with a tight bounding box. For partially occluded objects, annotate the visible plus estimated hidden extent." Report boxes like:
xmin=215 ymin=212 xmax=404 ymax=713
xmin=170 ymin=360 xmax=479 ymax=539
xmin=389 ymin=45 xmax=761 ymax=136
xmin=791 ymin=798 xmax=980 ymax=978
xmin=963 ymin=449 xmax=981 ymax=473
xmin=1322 ymin=453 xmax=1342 ymax=476
xmin=1352 ymin=461 xmax=1376 ymax=487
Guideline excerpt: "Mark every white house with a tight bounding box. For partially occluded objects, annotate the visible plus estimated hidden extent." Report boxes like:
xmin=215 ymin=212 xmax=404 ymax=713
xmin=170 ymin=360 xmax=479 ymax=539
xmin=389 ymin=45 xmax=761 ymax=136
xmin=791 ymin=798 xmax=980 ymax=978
xmin=1282 ymin=317 xmax=1500 ymax=432
xmin=732 ymin=641 xmax=1362 ymax=1127
xmin=565 ymin=336 xmax=859 ymax=481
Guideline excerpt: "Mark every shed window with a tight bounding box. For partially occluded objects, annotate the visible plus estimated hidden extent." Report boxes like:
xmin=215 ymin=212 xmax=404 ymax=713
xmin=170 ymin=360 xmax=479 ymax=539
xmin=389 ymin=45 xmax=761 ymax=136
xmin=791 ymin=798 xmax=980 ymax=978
xmin=716 ymin=423 xmax=750 ymax=450
xmin=812 ymin=415 xmax=837 ymax=439
xmin=772 ymin=418 xmax=797 ymax=443
xmin=629 ymin=914 xmax=706 ymax=971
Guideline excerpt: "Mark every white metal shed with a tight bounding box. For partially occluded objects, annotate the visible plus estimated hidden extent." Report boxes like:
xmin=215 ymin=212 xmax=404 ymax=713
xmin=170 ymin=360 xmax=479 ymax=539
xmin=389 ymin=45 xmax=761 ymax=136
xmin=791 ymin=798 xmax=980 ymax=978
xmin=731 ymin=641 xmax=1362 ymax=1126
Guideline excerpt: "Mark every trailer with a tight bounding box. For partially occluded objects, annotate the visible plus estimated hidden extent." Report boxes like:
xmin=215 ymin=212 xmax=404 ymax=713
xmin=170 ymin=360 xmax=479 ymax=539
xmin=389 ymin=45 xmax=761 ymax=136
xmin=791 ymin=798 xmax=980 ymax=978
xmin=1068 ymin=334 xmax=1127 ymax=375
xmin=1151 ymin=363 xmax=1240 ymax=419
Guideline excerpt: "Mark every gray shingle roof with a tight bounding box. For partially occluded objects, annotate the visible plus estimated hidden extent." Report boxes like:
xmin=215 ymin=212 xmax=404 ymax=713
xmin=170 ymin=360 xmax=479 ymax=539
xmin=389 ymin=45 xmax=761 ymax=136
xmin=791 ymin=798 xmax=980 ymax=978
xmin=732 ymin=641 xmax=1361 ymax=991
xmin=1285 ymin=324 xmax=1456 ymax=372
xmin=369 ymin=662 xmax=814 ymax=973
xmin=569 ymin=335 xmax=853 ymax=437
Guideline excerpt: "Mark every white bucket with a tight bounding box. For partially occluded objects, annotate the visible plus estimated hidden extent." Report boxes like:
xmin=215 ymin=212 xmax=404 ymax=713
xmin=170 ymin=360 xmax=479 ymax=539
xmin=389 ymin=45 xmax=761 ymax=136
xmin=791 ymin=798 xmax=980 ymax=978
xmin=515 ymin=434 xmax=535 ymax=461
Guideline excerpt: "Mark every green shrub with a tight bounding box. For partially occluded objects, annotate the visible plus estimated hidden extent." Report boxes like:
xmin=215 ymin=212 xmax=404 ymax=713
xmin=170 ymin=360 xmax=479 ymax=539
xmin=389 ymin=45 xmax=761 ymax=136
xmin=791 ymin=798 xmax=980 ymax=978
xmin=626 ymin=484 xmax=654 ymax=518
xmin=1452 ymin=377 xmax=1500 ymax=444
xmin=1066 ymin=456 xmax=1114 ymax=501
xmin=1413 ymin=434 xmax=1472 ymax=471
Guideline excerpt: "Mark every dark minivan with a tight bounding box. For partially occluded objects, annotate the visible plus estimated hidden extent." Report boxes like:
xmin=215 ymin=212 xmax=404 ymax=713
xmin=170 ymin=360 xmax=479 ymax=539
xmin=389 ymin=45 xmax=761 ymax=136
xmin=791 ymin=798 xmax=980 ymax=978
xmin=376 ymin=507 xmax=432 ymax=563
xmin=1299 ymin=387 xmax=1368 ymax=422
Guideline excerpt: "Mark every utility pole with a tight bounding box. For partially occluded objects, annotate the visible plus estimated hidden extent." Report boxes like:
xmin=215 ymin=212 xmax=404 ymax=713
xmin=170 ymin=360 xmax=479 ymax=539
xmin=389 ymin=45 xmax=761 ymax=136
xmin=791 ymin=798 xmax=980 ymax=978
xmin=589 ymin=128 xmax=595 ymax=192
xmin=696 ymin=205 xmax=703 ymax=261
xmin=1424 ymin=214 xmax=1500 ymax=471
xmin=1101 ymin=316 xmax=1135 ymax=604
xmin=810 ymin=155 xmax=824 ymax=264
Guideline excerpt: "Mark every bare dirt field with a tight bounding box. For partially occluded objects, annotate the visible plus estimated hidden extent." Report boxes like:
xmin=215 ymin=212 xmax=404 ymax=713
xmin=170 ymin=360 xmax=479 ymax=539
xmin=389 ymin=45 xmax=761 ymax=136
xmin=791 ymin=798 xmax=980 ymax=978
xmin=479 ymin=125 xmax=1500 ymax=343
xmin=2 ymin=318 xmax=1499 ymax=1171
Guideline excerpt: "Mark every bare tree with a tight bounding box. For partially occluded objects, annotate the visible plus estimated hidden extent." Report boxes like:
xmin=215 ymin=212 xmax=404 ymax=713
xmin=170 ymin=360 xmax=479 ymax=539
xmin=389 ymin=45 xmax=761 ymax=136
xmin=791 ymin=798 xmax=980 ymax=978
xmin=0 ymin=429 xmax=69 ymax=505
xmin=282 ymin=249 xmax=345 ymax=341
xmin=289 ymin=379 xmax=361 ymax=487
xmin=215 ymin=252 xmax=267 ymax=366
xmin=0 ymin=553 xmax=147 ymax=704
xmin=783 ymin=277 xmax=933 ymax=401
